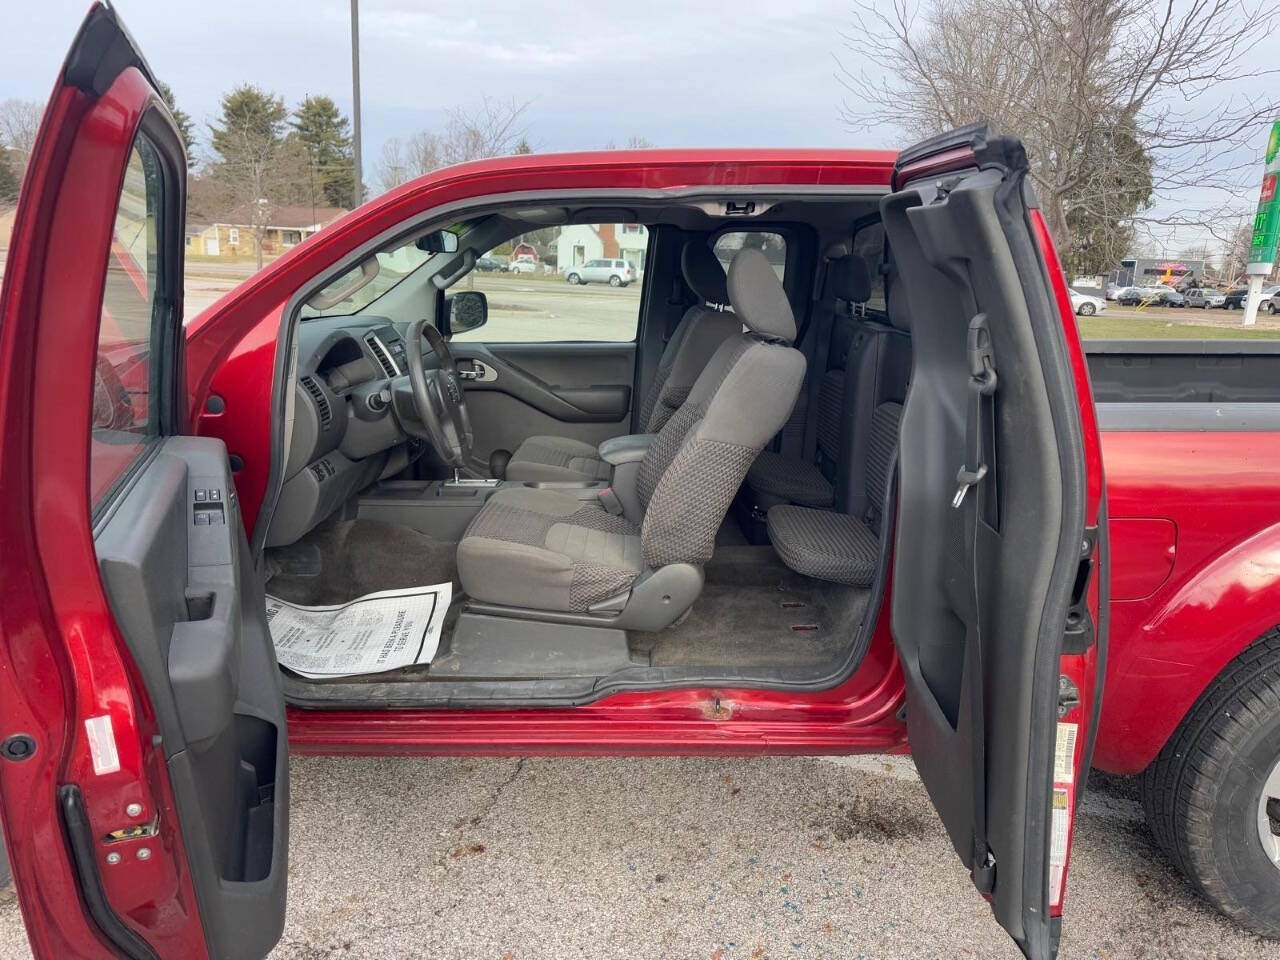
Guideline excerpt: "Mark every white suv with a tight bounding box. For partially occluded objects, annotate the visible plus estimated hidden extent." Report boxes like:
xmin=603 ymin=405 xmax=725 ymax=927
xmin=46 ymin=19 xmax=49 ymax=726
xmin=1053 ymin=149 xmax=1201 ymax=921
xmin=565 ymin=259 xmax=635 ymax=287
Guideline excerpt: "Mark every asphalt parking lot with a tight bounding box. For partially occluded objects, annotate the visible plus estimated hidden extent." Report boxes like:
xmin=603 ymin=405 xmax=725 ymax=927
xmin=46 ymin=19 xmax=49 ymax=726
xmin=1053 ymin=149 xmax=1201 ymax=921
xmin=2 ymin=754 xmax=1276 ymax=960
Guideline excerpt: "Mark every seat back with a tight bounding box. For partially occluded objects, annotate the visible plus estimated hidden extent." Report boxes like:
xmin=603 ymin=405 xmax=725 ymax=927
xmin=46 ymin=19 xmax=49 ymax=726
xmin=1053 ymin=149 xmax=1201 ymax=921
xmin=635 ymin=249 xmax=806 ymax=569
xmin=842 ymin=274 xmax=912 ymax=523
xmin=636 ymin=242 xmax=741 ymax=432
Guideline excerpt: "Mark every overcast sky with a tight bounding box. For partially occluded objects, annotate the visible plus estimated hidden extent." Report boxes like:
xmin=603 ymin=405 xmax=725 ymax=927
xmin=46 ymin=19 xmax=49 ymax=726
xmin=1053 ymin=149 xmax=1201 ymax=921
xmin=2 ymin=1 xmax=868 ymax=162
xmin=2 ymin=1 xmax=1273 ymax=255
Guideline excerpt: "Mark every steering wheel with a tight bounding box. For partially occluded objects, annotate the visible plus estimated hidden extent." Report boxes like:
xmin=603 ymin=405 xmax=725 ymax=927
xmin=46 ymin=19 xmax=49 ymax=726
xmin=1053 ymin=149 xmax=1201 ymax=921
xmin=402 ymin=319 xmax=474 ymax=469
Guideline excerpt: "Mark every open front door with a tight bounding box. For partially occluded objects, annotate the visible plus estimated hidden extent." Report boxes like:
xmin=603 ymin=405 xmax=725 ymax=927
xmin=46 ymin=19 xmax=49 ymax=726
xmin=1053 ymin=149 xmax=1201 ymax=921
xmin=884 ymin=126 xmax=1107 ymax=959
xmin=0 ymin=6 xmax=287 ymax=959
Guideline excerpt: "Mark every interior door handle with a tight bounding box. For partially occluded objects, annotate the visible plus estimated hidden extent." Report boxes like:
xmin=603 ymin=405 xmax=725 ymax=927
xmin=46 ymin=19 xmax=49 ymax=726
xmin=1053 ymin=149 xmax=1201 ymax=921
xmin=458 ymin=360 xmax=496 ymax=383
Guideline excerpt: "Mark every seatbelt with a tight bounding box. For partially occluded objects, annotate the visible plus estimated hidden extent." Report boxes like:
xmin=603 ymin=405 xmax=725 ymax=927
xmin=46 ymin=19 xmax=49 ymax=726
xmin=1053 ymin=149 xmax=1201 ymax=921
xmin=800 ymin=296 xmax=838 ymax=462
xmin=952 ymin=311 xmax=998 ymax=896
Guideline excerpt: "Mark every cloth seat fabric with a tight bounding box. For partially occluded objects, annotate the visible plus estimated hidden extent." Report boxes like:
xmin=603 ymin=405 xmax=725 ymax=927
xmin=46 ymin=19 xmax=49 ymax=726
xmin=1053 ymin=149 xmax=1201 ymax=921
xmin=745 ymin=451 xmax=834 ymax=508
xmin=496 ymin=436 xmax=613 ymax=484
xmin=456 ymin=486 xmax=643 ymax=611
xmin=766 ymin=505 xmax=881 ymax=586
xmin=460 ymin=247 xmax=807 ymax=615
xmin=504 ymin=241 xmax=740 ymax=483
xmin=746 ymin=255 xmax=869 ymax=508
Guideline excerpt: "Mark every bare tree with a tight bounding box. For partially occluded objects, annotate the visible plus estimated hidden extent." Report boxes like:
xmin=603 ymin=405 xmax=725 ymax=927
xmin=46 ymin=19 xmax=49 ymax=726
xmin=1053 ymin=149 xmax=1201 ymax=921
xmin=0 ymin=99 xmax=43 ymax=171
xmin=377 ymin=97 xmax=530 ymax=192
xmin=837 ymin=0 xmax=1280 ymax=273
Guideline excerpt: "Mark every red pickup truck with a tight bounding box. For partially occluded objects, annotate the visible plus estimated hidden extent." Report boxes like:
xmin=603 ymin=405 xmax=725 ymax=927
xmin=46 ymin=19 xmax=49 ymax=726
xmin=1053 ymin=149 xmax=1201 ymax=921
xmin=1 ymin=7 xmax=1277 ymax=960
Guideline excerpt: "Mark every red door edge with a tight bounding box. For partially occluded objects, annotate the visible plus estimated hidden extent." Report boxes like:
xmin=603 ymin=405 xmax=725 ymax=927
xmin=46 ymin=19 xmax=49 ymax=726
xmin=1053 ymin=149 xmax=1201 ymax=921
xmin=0 ymin=15 xmax=209 ymax=960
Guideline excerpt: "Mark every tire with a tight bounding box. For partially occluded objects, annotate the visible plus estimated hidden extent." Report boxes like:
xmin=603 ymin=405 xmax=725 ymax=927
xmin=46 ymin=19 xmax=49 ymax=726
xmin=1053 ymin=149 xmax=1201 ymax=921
xmin=1078 ymin=302 xmax=1096 ymax=316
xmin=609 ymin=275 xmax=622 ymax=287
xmin=1268 ymin=302 xmax=1277 ymax=315
xmin=1140 ymin=630 xmax=1280 ymax=938
xmin=566 ymin=273 xmax=581 ymax=285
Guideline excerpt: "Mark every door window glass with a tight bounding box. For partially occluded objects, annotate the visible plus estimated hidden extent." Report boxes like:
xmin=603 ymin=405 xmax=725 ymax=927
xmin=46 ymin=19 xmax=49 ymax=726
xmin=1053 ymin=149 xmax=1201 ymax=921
xmin=713 ymin=231 xmax=787 ymax=282
xmin=92 ymin=135 xmax=167 ymax=506
xmin=456 ymin=223 xmax=647 ymax=343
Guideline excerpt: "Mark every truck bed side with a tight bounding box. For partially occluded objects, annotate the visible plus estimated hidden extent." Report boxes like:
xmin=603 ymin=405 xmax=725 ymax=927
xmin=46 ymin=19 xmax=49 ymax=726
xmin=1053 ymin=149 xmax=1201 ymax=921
xmin=1088 ymin=340 xmax=1280 ymax=774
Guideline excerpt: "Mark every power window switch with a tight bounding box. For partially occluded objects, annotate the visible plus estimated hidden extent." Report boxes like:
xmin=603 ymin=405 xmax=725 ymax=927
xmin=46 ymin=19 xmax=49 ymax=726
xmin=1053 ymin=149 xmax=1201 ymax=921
xmin=194 ymin=512 xmax=210 ymax=525
xmin=195 ymin=489 xmax=207 ymax=502
xmin=208 ymin=489 xmax=222 ymax=502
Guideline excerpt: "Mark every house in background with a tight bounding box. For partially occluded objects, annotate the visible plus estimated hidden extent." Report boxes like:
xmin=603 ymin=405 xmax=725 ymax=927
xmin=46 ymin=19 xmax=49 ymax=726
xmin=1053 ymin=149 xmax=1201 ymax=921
xmin=186 ymin=202 xmax=348 ymax=258
xmin=556 ymin=223 xmax=649 ymax=275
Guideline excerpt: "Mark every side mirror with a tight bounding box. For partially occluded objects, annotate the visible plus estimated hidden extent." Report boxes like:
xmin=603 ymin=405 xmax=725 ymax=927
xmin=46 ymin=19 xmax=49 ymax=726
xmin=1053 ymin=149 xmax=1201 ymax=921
xmin=448 ymin=290 xmax=488 ymax=334
xmin=416 ymin=230 xmax=459 ymax=254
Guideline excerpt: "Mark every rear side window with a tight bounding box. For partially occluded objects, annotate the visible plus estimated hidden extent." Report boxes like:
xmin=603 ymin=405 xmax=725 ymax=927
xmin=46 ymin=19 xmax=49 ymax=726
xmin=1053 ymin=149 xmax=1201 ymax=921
xmin=851 ymin=221 xmax=886 ymax=311
xmin=714 ymin=231 xmax=787 ymax=281
xmin=91 ymin=136 xmax=166 ymax=506
xmin=459 ymin=222 xmax=648 ymax=343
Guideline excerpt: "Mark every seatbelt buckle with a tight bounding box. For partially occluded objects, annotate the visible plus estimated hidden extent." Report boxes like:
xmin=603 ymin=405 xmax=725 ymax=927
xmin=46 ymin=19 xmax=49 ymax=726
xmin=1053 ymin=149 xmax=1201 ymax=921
xmin=597 ymin=487 xmax=624 ymax=516
xmin=952 ymin=463 xmax=988 ymax=509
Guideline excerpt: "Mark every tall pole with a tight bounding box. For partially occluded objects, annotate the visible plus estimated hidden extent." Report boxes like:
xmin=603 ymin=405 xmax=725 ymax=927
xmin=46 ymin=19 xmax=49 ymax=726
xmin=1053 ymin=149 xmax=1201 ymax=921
xmin=350 ymin=0 xmax=362 ymax=209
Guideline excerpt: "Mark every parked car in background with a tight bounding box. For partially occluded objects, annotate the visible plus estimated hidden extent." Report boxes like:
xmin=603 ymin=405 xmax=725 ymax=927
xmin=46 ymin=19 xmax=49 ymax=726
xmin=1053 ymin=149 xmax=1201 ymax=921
xmin=1223 ymin=287 xmax=1250 ymax=308
xmin=1161 ymin=289 xmax=1187 ymax=307
xmin=1069 ymin=288 xmax=1106 ymax=315
xmin=1105 ymin=282 xmax=1122 ymax=300
xmin=1184 ymin=288 xmax=1224 ymax=309
xmin=507 ymin=255 xmax=537 ymax=274
xmin=476 ymin=255 xmax=503 ymax=272
xmin=1268 ymin=289 xmax=1280 ymax=314
xmin=1117 ymin=286 xmax=1156 ymax=305
xmin=564 ymin=258 xmax=635 ymax=286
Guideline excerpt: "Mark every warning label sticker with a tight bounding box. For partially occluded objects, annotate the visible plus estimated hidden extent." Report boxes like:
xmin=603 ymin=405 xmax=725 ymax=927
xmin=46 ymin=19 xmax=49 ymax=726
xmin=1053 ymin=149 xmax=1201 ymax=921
xmin=1054 ymin=721 xmax=1079 ymax=784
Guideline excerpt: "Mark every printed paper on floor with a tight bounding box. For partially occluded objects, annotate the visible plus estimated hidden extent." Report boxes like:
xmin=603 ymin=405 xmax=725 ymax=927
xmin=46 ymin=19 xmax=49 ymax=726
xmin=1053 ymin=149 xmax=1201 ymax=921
xmin=265 ymin=584 xmax=452 ymax=679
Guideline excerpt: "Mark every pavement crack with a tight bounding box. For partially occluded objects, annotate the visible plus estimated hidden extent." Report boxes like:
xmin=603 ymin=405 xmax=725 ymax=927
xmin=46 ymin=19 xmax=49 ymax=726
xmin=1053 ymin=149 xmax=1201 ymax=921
xmin=435 ymin=757 xmax=527 ymax=869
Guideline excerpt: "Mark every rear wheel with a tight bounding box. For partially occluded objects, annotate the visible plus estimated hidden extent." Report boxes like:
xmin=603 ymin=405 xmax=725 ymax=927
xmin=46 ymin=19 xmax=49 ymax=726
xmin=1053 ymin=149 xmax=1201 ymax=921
xmin=1141 ymin=630 xmax=1280 ymax=938
xmin=609 ymin=274 xmax=622 ymax=287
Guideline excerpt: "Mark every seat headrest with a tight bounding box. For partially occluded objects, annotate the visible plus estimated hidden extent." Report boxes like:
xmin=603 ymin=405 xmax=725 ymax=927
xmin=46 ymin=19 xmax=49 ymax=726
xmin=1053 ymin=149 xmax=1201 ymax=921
xmin=828 ymin=255 xmax=872 ymax=304
xmin=727 ymin=248 xmax=796 ymax=344
xmin=681 ymin=241 xmax=729 ymax=307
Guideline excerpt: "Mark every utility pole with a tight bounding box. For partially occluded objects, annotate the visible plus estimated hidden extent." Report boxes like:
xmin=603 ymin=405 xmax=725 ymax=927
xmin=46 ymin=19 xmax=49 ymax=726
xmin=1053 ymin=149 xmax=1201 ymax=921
xmin=350 ymin=0 xmax=362 ymax=209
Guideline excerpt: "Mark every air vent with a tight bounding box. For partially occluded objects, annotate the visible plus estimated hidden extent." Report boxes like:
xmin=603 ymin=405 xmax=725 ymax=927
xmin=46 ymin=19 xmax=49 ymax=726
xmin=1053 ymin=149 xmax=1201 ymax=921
xmin=364 ymin=333 xmax=399 ymax=377
xmin=300 ymin=375 xmax=332 ymax=427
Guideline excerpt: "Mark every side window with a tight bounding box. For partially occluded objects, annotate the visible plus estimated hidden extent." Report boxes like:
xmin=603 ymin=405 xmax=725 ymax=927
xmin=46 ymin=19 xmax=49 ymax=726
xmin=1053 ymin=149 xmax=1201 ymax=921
xmin=713 ymin=231 xmax=787 ymax=282
xmin=91 ymin=136 xmax=166 ymax=507
xmin=457 ymin=223 xmax=648 ymax=343
xmin=851 ymin=221 xmax=886 ymax=311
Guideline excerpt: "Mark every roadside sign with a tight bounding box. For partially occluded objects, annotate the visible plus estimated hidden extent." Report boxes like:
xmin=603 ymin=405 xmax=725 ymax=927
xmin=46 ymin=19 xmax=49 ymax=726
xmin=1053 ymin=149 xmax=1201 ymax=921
xmin=1246 ymin=120 xmax=1280 ymax=275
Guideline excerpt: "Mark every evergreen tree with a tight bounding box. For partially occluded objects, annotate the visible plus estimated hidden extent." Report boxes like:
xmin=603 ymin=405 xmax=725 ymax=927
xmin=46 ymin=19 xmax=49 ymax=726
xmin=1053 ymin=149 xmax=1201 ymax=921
xmin=0 ymin=148 xmax=20 ymax=204
xmin=207 ymin=85 xmax=305 ymax=268
xmin=157 ymin=81 xmax=196 ymax=167
xmin=291 ymin=95 xmax=354 ymax=208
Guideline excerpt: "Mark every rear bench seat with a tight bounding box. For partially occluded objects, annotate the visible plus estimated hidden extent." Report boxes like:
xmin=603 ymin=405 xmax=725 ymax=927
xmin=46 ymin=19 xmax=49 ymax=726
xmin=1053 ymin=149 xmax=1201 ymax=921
xmin=767 ymin=280 xmax=911 ymax=587
xmin=744 ymin=255 xmax=872 ymax=510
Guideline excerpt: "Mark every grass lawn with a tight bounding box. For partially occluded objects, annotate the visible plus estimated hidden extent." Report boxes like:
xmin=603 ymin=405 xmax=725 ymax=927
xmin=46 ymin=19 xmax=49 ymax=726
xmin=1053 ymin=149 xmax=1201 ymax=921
xmin=1079 ymin=314 xmax=1280 ymax=339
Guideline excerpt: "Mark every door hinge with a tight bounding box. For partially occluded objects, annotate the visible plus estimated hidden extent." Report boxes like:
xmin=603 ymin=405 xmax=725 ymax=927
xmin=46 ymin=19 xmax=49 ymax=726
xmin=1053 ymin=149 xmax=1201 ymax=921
xmin=1057 ymin=675 xmax=1081 ymax=718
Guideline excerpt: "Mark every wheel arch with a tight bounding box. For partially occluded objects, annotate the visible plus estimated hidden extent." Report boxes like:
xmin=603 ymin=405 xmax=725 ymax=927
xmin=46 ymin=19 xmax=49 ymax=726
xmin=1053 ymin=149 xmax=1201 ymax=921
xmin=1094 ymin=518 xmax=1280 ymax=775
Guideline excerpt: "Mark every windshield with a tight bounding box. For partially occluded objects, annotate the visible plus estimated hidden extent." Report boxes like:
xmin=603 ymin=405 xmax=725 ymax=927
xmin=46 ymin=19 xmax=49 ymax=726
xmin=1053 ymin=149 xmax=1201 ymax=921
xmin=300 ymin=221 xmax=475 ymax=319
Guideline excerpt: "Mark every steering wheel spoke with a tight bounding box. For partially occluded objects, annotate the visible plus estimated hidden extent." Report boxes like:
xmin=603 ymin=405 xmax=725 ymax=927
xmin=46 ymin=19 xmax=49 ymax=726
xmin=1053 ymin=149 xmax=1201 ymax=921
xmin=401 ymin=319 xmax=473 ymax=469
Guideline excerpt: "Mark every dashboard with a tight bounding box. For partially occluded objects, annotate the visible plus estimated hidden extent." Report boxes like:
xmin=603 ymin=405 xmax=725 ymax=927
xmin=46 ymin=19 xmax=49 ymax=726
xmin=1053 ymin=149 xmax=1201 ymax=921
xmin=266 ymin=315 xmax=423 ymax=547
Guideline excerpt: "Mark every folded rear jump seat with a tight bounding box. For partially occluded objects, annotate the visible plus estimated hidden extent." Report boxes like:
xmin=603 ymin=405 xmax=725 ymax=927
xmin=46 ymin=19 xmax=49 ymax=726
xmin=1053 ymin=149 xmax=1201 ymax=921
xmin=766 ymin=504 xmax=880 ymax=587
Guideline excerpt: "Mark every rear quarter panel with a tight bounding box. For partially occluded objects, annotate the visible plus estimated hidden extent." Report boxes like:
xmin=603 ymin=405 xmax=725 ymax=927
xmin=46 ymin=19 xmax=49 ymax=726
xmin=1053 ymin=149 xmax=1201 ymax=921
xmin=1094 ymin=429 xmax=1280 ymax=774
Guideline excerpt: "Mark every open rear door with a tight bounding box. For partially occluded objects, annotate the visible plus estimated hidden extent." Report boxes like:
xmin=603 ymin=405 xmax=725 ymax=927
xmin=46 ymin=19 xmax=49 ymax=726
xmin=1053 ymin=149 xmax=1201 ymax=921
xmin=0 ymin=5 xmax=287 ymax=959
xmin=884 ymin=125 xmax=1107 ymax=959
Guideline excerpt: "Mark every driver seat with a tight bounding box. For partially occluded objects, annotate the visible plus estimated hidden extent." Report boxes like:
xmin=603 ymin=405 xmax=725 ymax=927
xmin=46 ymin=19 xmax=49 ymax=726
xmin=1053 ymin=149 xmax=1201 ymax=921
xmin=456 ymin=249 xmax=805 ymax=625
